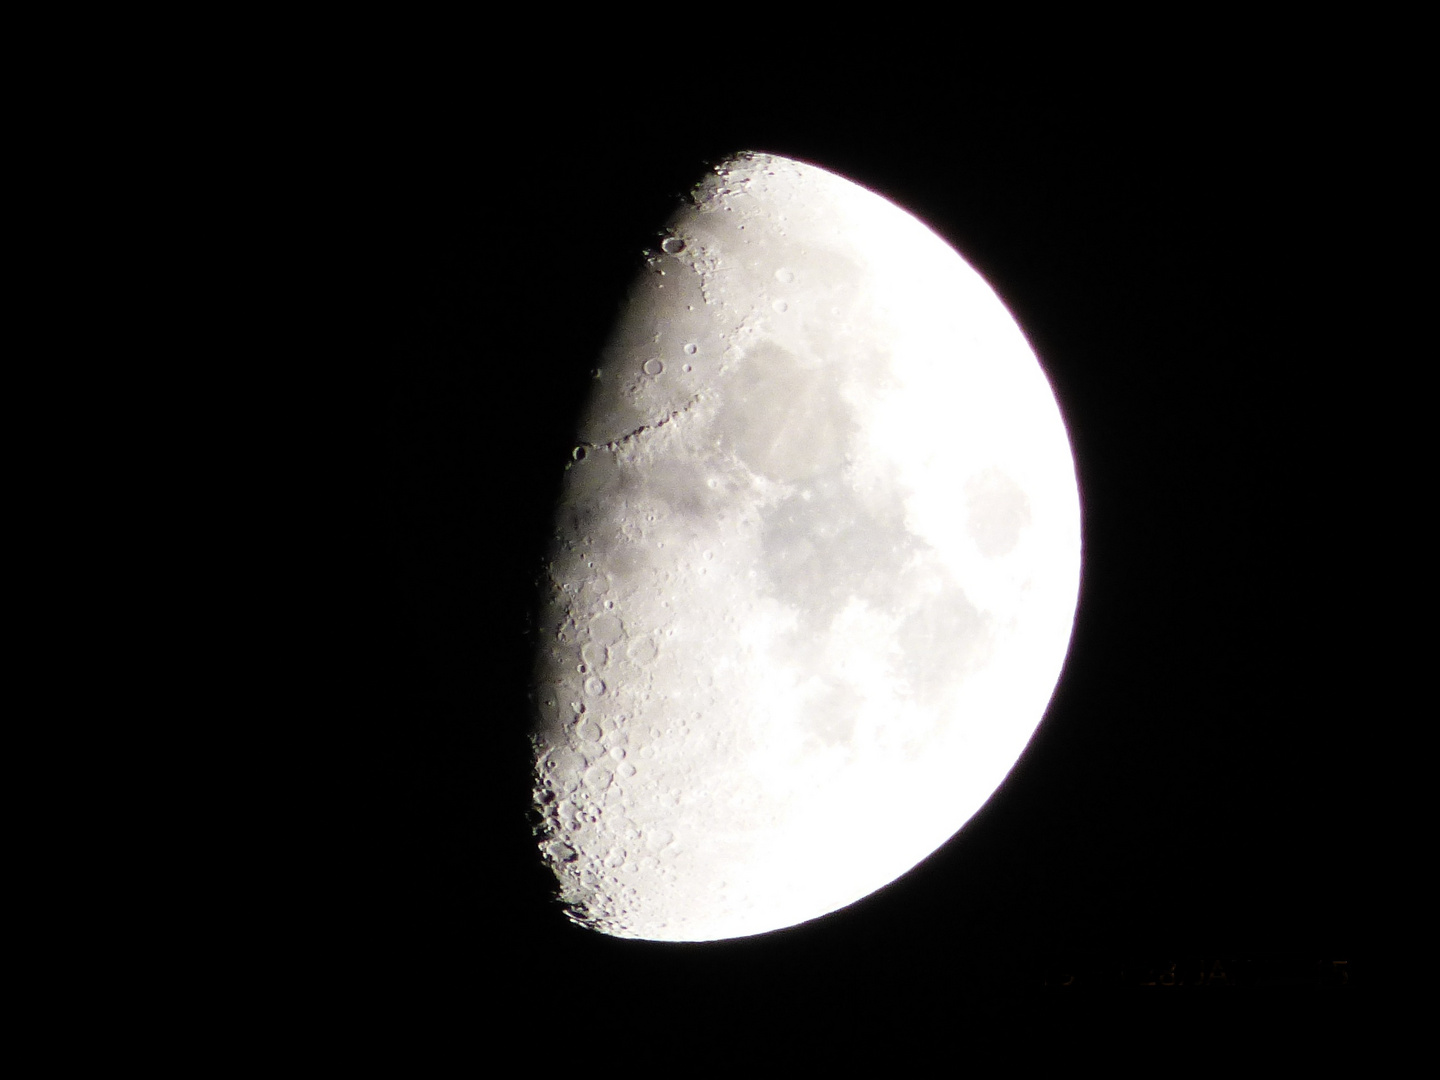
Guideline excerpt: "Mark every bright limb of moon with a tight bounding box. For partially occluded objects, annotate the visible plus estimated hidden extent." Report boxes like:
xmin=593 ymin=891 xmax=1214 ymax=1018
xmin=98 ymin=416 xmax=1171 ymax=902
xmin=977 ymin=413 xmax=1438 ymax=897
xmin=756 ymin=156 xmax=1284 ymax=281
xmin=530 ymin=152 xmax=1080 ymax=942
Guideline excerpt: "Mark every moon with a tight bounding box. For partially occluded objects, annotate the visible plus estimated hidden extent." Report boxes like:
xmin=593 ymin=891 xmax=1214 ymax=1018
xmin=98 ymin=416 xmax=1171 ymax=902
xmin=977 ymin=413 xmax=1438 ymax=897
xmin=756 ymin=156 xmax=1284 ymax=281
xmin=529 ymin=151 xmax=1081 ymax=942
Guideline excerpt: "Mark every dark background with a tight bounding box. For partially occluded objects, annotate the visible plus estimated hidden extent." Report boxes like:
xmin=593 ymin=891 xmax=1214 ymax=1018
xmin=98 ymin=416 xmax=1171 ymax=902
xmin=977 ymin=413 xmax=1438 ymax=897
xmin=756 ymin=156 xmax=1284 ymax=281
xmin=352 ymin=84 xmax=1352 ymax=1027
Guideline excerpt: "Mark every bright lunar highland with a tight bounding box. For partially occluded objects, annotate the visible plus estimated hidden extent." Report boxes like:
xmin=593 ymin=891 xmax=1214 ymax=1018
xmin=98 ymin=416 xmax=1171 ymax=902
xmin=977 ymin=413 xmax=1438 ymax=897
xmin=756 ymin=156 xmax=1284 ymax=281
xmin=529 ymin=152 xmax=1081 ymax=942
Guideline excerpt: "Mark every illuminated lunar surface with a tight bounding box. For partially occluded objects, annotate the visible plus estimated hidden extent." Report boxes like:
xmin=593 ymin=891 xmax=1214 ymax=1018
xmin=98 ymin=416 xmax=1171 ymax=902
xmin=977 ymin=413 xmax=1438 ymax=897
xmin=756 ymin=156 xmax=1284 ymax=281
xmin=529 ymin=152 xmax=1081 ymax=942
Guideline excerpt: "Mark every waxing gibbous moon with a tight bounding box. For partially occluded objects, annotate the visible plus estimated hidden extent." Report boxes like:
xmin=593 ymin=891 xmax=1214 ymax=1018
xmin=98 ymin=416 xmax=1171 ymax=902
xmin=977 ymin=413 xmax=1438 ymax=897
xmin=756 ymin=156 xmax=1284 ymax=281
xmin=529 ymin=151 xmax=1080 ymax=942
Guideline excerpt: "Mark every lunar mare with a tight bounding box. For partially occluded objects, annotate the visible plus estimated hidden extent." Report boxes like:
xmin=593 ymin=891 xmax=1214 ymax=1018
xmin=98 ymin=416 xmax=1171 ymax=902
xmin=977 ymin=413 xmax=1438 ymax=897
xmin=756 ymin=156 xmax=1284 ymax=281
xmin=529 ymin=152 xmax=1080 ymax=941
